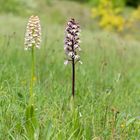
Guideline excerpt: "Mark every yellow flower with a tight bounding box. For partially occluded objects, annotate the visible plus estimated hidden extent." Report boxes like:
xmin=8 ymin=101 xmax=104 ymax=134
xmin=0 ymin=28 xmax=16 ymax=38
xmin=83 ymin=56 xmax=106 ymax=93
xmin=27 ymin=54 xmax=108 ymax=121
xmin=32 ymin=76 xmax=37 ymax=82
xmin=131 ymin=6 xmax=140 ymax=20
xmin=120 ymin=123 xmax=125 ymax=128
xmin=91 ymin=0 xmax=125 ymax=32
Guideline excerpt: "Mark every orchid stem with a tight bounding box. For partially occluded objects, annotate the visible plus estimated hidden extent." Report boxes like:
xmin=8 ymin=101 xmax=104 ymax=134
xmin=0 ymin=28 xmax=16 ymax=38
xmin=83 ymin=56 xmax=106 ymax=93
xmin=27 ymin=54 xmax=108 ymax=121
xmin=72 ymin=57 xmax=75 ymax=98
xmin=72 ymin=39 xmax=75 ymax=98
xmin=30 ymin=45 xmax=35 ymax=105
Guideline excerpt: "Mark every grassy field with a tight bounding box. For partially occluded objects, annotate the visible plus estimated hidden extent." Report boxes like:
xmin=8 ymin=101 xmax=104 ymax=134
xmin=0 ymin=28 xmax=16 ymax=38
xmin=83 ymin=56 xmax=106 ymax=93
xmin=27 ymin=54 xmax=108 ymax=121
xmin=0 ymin=0 xmax=140 ymax=140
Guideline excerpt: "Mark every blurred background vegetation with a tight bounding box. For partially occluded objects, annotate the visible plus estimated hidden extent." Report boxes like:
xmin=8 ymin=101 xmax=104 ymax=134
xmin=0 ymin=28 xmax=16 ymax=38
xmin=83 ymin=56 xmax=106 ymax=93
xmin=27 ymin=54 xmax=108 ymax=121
xmin=70 ymin=0 xmax=140 ymax=7
xmin=1 ymin=0 xmax=139 ymax=40
xmin=1 ymin=0 xmax=140 ymax=14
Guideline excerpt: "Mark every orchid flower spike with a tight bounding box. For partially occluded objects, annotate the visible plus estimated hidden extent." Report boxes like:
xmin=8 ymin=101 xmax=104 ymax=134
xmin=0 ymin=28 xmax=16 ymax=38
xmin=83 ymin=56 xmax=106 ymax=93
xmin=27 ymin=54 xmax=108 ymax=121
xmin=64 ymin=18 xmax=82 ymax=65
xmin=24 ymin=15 xmax=41 ymax=50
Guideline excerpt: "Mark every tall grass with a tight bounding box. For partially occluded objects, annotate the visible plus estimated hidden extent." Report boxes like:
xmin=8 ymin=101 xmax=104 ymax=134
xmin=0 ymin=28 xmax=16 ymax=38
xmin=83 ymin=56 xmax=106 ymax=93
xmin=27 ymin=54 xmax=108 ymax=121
xmin=0 ymin=16 xmax=140 ymax=139
xmin=0 ymin=0 xmax=140 ymax=139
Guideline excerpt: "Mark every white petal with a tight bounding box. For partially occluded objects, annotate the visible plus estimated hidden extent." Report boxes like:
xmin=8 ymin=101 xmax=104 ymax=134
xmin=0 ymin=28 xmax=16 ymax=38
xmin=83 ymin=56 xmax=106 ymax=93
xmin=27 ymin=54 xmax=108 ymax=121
xmin=36 ymin=45 xmax=40 ymax=49
xmin=64 ymin=60 xmax=69 ymax=65
xmin=68 ymin=52 xmax=74 ymax=57
xmin=78 ymin=47 xmax=82 ymax=51
xmin=75 ymin=55 xmax=80 ymax=60
xmin=24 ymin=47 xmax=28 ymax=50
xmin=79 ymin=61 xmax=83 ymax=64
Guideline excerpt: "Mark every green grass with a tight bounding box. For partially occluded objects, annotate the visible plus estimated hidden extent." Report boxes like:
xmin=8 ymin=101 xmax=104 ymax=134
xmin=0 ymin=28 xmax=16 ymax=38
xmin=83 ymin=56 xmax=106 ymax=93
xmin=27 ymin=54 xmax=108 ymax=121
xmin=0 ymin=1 xmax=140 ymax=139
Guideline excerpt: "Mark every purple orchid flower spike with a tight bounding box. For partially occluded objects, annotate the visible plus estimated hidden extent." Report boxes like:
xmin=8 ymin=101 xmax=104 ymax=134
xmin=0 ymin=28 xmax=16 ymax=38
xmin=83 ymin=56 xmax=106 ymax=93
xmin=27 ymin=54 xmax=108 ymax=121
xmin=64 ymin=18 xmax=82 ymax=98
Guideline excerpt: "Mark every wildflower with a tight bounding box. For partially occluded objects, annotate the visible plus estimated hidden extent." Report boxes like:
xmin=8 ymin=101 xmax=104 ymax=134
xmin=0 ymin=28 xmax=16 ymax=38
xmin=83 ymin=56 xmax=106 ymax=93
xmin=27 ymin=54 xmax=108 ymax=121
xmin=91 ymin=0 xmax=125 ymax=32
xmin=24 ymin=16 xmax=41 ymax=139
xmin=24 ymin=15 xmax=41 ymax=104
xmin=24 ymin=15 xmax=41 ymax=50
xmin=64 ymin=18 xmax=82 ymax=65
xmin=120 ymin=123 xmax=125 ymax=129
xmin=64 ymin=18 xmax=82 ymax=98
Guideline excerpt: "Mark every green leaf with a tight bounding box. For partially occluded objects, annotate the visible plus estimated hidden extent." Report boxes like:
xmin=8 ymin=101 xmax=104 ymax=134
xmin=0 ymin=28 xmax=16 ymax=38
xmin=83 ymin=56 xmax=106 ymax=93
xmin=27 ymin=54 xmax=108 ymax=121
xmin=25 ymin=105 xmax=39 ymax=140
xmin=126 ymin=118 xmax=136 ymax=127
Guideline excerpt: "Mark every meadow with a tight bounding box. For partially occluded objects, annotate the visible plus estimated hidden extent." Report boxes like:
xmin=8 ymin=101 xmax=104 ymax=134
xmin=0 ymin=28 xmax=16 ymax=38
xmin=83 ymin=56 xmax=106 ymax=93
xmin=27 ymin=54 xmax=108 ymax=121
xmin=0 ymin=0 xmax=140 ymax=139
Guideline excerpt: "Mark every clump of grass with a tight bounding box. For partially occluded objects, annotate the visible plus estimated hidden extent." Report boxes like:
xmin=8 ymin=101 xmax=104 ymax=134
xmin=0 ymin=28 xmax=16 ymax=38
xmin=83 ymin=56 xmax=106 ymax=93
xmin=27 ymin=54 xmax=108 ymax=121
xmin=64 ymin=18 xmax=82 ymax=98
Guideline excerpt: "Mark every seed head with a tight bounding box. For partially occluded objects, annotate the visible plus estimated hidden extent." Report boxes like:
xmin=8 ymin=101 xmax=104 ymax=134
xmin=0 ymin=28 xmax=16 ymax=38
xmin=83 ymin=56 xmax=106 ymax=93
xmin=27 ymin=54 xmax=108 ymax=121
xmin=64 ymin=18 xmax=82 ymax=65
xmin=24 ymin=15 xmax=41 ymax=50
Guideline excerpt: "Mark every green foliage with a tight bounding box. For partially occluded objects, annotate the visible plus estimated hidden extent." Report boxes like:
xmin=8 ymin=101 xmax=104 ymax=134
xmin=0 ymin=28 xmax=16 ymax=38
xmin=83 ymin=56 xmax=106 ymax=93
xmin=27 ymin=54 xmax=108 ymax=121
xmin=69 ymin=0 xmax=91 ymax=2
xmin=68 ymin=0 xmax=126 ymax=7
xmin=45 ymin=0 xmax=52 ymax=5
xmin=68 ymin=0 xmax=140 ymax=7
xmin=0 ymin=0 xmax=140 ymax=139
xmin=112 ymin=0 xmax=126 ymax=7
xmin=91 ymin=0 xmax=140 ymax=32
xmin=88 ymin=0 xmax=100 ymax=6
xmin=25 ymin=105 xmax=39 ymax=140
xmin=0 ymin=0 xmax=24 ymax=15
xmin=0 ymin=0 xmax=36 ymax=16
xmin=90 ymin=0 xmax=126 ymax=7
xmin=126 ymin=0 xmax=140 ymax=7
xmin=0 ymin=14 xmax=140 ymax=139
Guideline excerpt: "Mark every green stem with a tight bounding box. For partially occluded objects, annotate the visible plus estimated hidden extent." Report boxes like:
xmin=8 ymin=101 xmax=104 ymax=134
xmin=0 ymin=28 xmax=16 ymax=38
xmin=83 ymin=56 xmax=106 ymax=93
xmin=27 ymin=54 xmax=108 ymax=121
xmin=71 ymin=40 xmax=75 ymax=98
xmin=30 ymin=45 xmax=35 ymax=105
xmin=72 ymin=57 xmax=75 ymax=98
